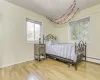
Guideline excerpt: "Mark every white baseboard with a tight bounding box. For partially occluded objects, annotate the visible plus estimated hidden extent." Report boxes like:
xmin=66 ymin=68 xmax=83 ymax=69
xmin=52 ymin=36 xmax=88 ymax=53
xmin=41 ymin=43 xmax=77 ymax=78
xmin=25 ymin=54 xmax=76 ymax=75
xmin=0 ymin=57 xmax=99 ymax=68
xmin=0 ymin=58 xmax=34 ymax=68
xmin=86 ymin=57 xmax=100 ymax=64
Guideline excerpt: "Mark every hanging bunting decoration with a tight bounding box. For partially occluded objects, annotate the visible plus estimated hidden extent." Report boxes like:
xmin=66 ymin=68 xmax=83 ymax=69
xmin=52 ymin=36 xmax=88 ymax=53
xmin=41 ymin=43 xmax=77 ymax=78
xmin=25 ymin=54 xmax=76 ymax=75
xmin=61 ymin=8 xmax=79 ymax=24
xmin=46 ymin=0 xmax=79 ymax=24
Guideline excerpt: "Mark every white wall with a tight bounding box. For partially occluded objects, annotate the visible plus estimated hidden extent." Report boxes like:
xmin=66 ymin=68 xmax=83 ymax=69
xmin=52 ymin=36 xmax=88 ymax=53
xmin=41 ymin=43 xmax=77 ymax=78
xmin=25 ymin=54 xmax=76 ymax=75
xmin=55 ymin=4 xmax=100 ymax=63
xmin=1 ymin=0 xmax=100 ymax=67
xmin=0 ymin=0 xmax=55 ymax=67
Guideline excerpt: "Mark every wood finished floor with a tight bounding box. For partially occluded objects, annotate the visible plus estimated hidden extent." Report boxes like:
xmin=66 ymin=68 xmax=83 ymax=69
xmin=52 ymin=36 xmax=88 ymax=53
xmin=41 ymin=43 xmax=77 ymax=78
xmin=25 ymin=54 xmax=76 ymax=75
xmin=0 ymin=59 xmax=100 ymax=80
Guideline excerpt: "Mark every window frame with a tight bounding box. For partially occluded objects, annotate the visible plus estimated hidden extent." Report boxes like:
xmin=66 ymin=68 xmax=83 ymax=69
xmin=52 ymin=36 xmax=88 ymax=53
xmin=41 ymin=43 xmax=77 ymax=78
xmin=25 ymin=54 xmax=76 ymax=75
xmin=25 ymin=18 xmax=43 ymax=43
xmin=68 ymin=16 xmax=91 ymax=43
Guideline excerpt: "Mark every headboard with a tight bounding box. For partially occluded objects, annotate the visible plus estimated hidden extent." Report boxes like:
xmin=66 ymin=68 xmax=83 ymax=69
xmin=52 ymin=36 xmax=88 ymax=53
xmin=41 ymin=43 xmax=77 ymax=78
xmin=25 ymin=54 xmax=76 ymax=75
xmin=43 ymin=34 xmax=56 ymax=41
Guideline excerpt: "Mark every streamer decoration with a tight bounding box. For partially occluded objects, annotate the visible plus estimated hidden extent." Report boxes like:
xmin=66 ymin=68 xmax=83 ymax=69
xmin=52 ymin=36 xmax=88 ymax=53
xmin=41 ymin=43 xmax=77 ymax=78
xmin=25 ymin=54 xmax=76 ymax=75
xmin=46 ymin=0 xmax=79 ymax=24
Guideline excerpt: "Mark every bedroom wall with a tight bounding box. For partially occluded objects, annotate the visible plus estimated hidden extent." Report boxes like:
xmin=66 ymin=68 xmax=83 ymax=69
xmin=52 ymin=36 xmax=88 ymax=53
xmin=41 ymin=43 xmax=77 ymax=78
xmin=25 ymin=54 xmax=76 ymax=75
xmin=54 ymin=4 xmax=100 ymax=63
xmin=0 ymin=0 xmax=55 ymax=67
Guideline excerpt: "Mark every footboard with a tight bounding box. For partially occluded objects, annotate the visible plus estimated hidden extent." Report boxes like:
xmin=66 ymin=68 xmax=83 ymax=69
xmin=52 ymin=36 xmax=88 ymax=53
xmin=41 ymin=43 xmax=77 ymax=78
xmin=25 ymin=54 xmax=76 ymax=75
xmin=75 ymin=41 xmax=86 ymax=61
xmin=75 ymin=41 xmax=86 ymax=70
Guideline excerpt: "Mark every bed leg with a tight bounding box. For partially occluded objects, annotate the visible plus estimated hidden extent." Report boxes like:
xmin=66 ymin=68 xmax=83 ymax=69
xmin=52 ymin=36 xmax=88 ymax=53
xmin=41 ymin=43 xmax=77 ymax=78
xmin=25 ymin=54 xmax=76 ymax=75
xmin=45 ymin=54 xmax=48 ymax=59
xmin=75 ymin=63 xmax=77 ymax=71
xmin=68 ymin=63 xmax=70 ymax=67
xmin=44 ymin=54 xmax=47 ymax=59
xmin=85 ymin=55 xmax=86 ymax=61
xmin=46 ymin=54 xmax=49 ymax=59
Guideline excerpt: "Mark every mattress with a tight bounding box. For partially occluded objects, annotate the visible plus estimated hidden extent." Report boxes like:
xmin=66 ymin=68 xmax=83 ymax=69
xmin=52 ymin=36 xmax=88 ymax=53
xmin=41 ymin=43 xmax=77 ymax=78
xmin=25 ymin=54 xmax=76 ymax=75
xmin=46 ymin=43 xmax=77 ymax=62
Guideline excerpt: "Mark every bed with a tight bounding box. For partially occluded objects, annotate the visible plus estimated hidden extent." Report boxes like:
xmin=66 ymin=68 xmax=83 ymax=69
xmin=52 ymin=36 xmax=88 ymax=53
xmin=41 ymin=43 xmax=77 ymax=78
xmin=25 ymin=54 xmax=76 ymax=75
xmin=44 ymin=34 xmax=86 ymax=70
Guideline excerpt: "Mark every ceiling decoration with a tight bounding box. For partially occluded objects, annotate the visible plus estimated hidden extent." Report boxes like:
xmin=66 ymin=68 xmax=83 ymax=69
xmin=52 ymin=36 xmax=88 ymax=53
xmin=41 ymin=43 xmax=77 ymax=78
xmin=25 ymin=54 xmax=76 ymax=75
xmin=46 ymin=0 xmax=79 ymax=24
xmin=6 ymin=0 xmax=100 ymax=24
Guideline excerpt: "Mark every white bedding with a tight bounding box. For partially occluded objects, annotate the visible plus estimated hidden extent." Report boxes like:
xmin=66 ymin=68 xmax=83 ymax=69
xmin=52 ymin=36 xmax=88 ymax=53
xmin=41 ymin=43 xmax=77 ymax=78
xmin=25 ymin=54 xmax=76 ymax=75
xmin=46 ymin=41 xmax=77 ymax=62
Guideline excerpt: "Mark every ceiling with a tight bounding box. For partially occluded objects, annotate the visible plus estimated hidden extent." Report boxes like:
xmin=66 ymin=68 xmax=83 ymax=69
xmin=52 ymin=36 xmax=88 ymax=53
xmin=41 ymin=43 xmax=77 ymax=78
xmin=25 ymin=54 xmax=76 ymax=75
xmin=6 ymin=0 xmax=100 ymax=19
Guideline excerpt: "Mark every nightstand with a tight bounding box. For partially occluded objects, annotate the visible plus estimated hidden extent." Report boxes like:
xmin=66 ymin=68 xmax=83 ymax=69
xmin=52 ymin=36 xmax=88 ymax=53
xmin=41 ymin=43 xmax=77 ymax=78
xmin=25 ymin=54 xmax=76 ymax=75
xmin=34 ymin=44 xmax=46 ymax=61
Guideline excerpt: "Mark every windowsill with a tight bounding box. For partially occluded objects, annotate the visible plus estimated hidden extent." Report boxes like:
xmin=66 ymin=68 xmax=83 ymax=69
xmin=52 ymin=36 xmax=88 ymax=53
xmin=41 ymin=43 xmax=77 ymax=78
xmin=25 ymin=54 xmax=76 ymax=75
xmin=68 ymin=40 xmax=92 ymax=44
xmin=26 ymin=40 xmax=44 ymax=44
xmin=26 ymin=40 xmax=39 ymax=44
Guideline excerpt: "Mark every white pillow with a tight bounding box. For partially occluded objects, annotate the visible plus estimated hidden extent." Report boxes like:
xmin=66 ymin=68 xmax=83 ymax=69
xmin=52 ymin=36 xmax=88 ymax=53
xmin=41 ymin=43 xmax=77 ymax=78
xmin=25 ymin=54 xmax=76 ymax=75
xmin=50 ymin=40 xmax=57 ymax=44
xmin=46 ymin=41 xmax=52 ymax=45
xmin=46 ymin=39 xmax=57 ymax=45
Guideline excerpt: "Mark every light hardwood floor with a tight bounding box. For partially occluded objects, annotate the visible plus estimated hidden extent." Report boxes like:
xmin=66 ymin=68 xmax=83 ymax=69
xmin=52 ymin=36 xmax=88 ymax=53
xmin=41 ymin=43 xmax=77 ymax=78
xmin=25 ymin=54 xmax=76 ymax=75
xmin=0 ymin=59 xmax=100 ymax=80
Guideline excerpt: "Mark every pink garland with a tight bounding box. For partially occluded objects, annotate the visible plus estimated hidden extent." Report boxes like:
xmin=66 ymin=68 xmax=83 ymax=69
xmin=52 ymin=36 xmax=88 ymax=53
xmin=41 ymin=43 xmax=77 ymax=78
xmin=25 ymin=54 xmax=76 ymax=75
xmin=46 ymin=0 xmax=79 ymax=24
xmin=61 ymin=8 xmax=79 ymax=24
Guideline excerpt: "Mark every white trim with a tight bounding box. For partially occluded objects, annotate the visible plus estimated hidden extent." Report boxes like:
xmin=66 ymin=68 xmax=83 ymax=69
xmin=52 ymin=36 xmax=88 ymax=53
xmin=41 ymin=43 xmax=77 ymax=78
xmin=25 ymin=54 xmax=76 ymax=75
xmin=87 ymin=57 xmax=100 ymax=64
xmin=0 ymin=57 xmax=99 ymax=68
xmin=0 ymin=58 xmax=34 ymax=68
xmin=69 ymin=16 xmax=91 ymax=23
xmin=26 ymin=18 xmax=42 ymax=24
xmin=1 ymin=57 xmax=99 ymax=68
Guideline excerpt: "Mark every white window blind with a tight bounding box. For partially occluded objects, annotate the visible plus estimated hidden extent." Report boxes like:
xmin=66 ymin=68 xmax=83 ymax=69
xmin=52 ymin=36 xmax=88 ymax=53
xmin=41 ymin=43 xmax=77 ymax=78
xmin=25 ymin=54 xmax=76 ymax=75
xmin=26 ymin=18 xmax=42 ymax=42
xmin=69 ymin=17 xmax=90 ymax=41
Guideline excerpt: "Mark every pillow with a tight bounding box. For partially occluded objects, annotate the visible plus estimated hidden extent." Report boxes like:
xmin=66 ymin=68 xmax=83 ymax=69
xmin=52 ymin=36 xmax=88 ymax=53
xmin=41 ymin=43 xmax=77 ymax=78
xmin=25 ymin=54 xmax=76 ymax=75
xmin=45 ymin=40 xmax=57 ymax=45
xmin=45 ymin=41 xmax=52 ymax=45
xmin=49 ymin=40 xmax=57 ymax=44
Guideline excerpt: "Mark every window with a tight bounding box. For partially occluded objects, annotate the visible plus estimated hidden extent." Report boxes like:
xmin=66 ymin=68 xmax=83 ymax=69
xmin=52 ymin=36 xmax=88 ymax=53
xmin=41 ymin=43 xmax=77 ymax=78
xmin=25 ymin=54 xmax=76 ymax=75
xmin=69 ymin=17 xmax=90 ymax=42
xmin=26 ymin=18 xmax=42 ymax=42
